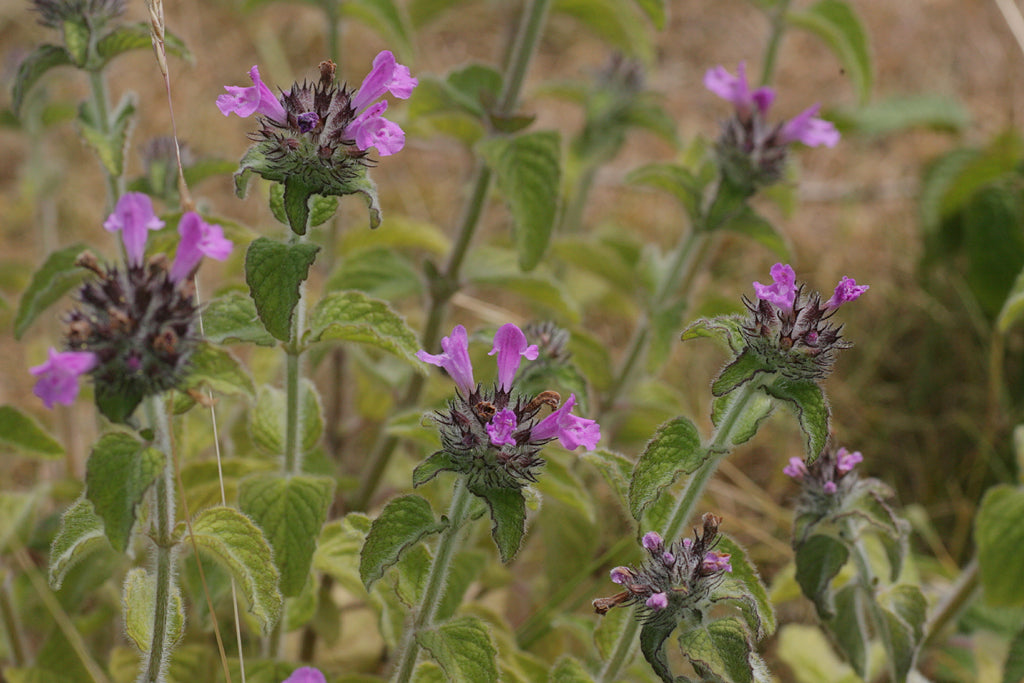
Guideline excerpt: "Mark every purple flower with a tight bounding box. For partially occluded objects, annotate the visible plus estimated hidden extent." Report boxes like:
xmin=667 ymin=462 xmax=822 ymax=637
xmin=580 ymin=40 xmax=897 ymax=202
xmin=530 ymin=394 xmax=601 ymax=451
xmin=753 ymin=262 xmax=797 ymax=309
xmin=488 ymin=323 xmax=539 ymax=392
xmin=836 ymin=447 xmax=863 ymax=474
xmin=642 ymin=531 xmax=664 ymax=552
xmin=486 ymin=408 xmax=518 ymax=447
xmin=779 ymin=104 xmax=840 ymax=148
xmin=216 ymin=65 xmax=287 ymax=122
xmin=344 ymin=50 xmax=418 ymax=156
xmin=825 ymin=276 xmax=869 ymax=309
xmin=170 ymin=212 xmax=234 ymax=282
xmin=281 ymin=667 xmax=326 ymax=683
xmin=103 ymin=193 xmax=165 ymax=266
xmin=702 ymin=551 xmax=732 ymax=574
xmin=351 ymin=50 xmax=418 ymax=112
xmin=783 ymin=456 xmax=808 ymax=480
xmin=662 ymin=551 xmax=675 ymax=567
xmin=704 ymin=62 xmax=775 ymax=117
xmin=610 ymin=566 xmax=633 ymax=585
xmin=30 ymin=348 xmax=97 ymax=409
xmin=646 ymin=592 xmax=669 ymax=610
xmin=823 ymin=481 xmax=838 ymax=495
xmin=416 ymin=325 xmax=475 ymax=395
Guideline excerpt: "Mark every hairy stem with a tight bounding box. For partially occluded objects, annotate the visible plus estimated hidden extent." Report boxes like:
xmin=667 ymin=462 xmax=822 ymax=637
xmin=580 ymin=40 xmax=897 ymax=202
xmin=390 ymin=479 xmax=474 ymax=683
xmin=284 ymin=229 xmax=310 ymax=475
xmin=87 ymin=69 xmax=122 ymax=205
xmin=350 ymin=0 xmax=553 ymax=512
xmin=922 ymin=558 xmax=979 ymax=649
xmin=598 ymin=381 xmax=761 ymax=682
xmin=142 ymin=396 xmax=178 ymax=683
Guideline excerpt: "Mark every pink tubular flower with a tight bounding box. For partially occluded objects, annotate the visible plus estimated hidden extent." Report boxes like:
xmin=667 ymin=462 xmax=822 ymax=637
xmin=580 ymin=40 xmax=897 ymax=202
xmin=836 ymin=447 xmax=864 ymax=474
xmin=530 ymin=394 xmax=601 ymax=451
xmin=642 ymin=531 xmax=664 ymax=552
xmin=823 ymin=481 xmax=838 ymax=495
xmin=783 ymin=456 xmax=808 ymax=480
xmin=416 ymin=325 xmax=475 ymax=395
xmin=216 ymin=65 xmax=287 ymax=122
xmin=170 ymin=212 xmax=234 ymax=282
xmin=30 ymin=348 xmax=97 ymax=409
xmin=646 ymin=592 xmax=669 ymax=610
xmin=610 ymin=566 xmax=633 ymax=585
xmin=488 ymin=323 xmax=539 ymax=392
xmin=753 ymin=263 xmax=797 ymax=309
xmin=486 ymin=408 xmax=518 ymax=447
xmin=344 ymin=50 xmax=418 ymax=156
xmin=103 ymin=193 xmax=165 ymax=266
xmin=281 ymin=667 xmax=326 ymax=683
xmin=704 ymin=62 xmax=775 ymax=117
xmin=702 ymin=551 xmax=732 ymax=574
xmin=825 ymin=276 xmax=869 ymax=309
xmin=779 ymin=104 xmax=841 ymax=148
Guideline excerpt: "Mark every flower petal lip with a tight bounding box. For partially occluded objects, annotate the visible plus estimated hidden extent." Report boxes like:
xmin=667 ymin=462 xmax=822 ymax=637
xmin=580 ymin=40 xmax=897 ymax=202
xmin=346 ymin=101 xmax=407 ymax=156
xmin=779 ymin=104 xmax=840 ymax=148
xmin=486 ymin=408 xmax=518 ymax=447
xmin=752 ymin=262 xmax=797 ymax=309
xmin=488 ymin=323 xmax=539 ymax=392
xmin=825 ymin=276 xmax=869 ymax=308
xmin=351 ymin=50 xmax=419 ymax=113
xmin=530 ymin=393 xmax=601 ymax=451
xmin=416 ymin=324 xmax=475 ymax=395
xmin=30 ymin=348 xmax=97 ymax=409
xmin=216 ymin=65 xmax=286 ymax=122
xmin=704 ymin=62 xmax=775 ymax=116
xmin=169 ymin=212 xmax=234 ymax=282
xmin=281 ymin=667 xmax=327 ymax=683
xmin=103 ymin=192 xmax=165 ymax=266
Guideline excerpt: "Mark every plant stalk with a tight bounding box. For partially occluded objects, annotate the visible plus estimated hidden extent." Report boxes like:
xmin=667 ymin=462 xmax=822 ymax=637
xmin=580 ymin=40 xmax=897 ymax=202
xmin=87 ymin=69 xmax=122 ymax=205
xmin=922 ymin=558 xmax=979 ymax=649
xmin=0 ymin=571 xmax=26 ymax=666
xmin=390 ymin=478 xmax=474 ymax=683
xmin=759 ymin=0 xmax=793 ymax=87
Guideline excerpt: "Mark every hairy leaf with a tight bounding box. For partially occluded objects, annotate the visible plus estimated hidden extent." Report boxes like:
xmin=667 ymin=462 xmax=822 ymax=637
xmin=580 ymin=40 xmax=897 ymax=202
xmin=787 ymin=0 xmax=872 ymax=104
xmin=85 ymin=433 xmax=165 ymax=552
xmin=549 ymin=656 xmax=595 ymax=683
xmin=188 ymin=506 xmax=282 ymax=634
xmin=976 ymin=485 xmax=1024 ymax=606
xmin=15 ymin=243 xmax=87 ymax=339
xmin=180 ymin=341 xmax=256 ymax=399
xmin=639 ymin=618 xmax=677 ymax=683
xmin=359 ymin=494 xmax=447 ymax=589
xmin=712 ymin=389 xmax=774 ymax=446
xmin=249 ymin=381 xmax=323 ymax=456
xmin=122 ymin=567 xmax=185 ymax=652
xmin=828 ymin=584 xmax=869 ymax=678
xmin=49 ymin=497 xmax=108 ymax=589
xmin=96 ymin=23 xmax=192 ymax=64
xmin=12 ymin=44 xmax=73 ymax=116
xmin=200 ymin=292 xmax=276 ymax=346
xmin=468 ymin=484 xmax=527 ymax=563
xmin=412 ymin=451 xmax=462 ymax=488
xmin=763 ymin=377 xmax=829 ymax=461
xmin=0 ymin=405 xmax=63 ymax=458
xmin=678 ymin=617 xmax=766 ymax=683
xmin=713 ymin=536 xmax=775 ymax=638
xmin=239 ymin=474 xmax=334 ymax=597
xmin=478 ymin=131 xmax=561 ymax=271
xmin=629 ymin=416 xmax=705 ymax=520
xmin=554 ymin=0 xmax=654 ymax=63
xmin=78 ymin=92 xmax=136 ymax=178
xmin=307 ymin=290 xmax=424 ymax=370
xmin=681 ymin=315 xmax=747 ymax=354
xmin=711 ymin=348 xmax=770 ymax=397
xmin=1003 ymin=622 xmax=1024 ymax=683
xmin=416 ymin=617 xmax=498 ymax=682
xmin=312 ymin=513 xmax=372 ymax=596
xmin=627 ymin=162 xmax=703 ymax=220
xmin=244 ymin=237 xmax=320 ymax=341
xmin=794 ymin=534 xmax=849 ymax=619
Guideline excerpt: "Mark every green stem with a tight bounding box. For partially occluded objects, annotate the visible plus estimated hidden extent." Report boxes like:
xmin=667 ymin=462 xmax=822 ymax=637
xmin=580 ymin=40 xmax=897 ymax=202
xmin=0 ymin=571 xmax=26 ymax=666
xmin=597 ymin=381 xmax=761 ymax=682
xmin=284 ymin=229 xmax=309 ymax=475
xmin=759 ymin=0 xmax=793 ymax=87
xmin=86 ymin=69 xmax=122 ymax=204
xmin=350 ymin=0 xmax=553 ymax=512
xmin=390 ymin=479 xmax=474 ymax=683
xmin=922 ymin=558 xmax=979 ymax=649
xmin=324 ymin=0 xmax=341 ymax=65
xmin=143 ymin=395 xmax=177 ymax=683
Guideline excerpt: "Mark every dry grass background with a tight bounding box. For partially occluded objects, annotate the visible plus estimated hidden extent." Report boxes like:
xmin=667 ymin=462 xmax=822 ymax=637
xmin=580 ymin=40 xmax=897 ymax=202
xmin=1 ymin=0 xmax=1021 ymax=598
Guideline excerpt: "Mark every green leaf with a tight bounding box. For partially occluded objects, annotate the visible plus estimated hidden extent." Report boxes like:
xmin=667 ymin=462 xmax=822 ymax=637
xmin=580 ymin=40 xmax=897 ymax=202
xmin=14 ymin=243 xmax=87 ymax=339
xmin=48 ymin=497 xmax=109 ymax=589
xmin=180 ymin=341 xmax=256 ymax=399
xmin=85 ymin=433 xmax=165 ymax=552
xmin=977 ymin=485 xmax=1024 ymax=606
xmin=549 ymin=656 xmax=595 ymax=683
xmin=998 ymin=264 xmax=1024 ymax=333
xmin=828 ymin=584 xmax=869 ymax=678
xmin=640 ymin=617 xmax=679 ymax=683
xmin=1003 ymin=622 xmax=1024 ymax=683
xmin=188 ymin=505 xmax=283 ymax=634
xmin=200 ymin=292 xmax=276 ymax=346
xmin=416 ymin=617 xmax=498 ymax=682
xmin=763 ymin=377 xmax=829 ymax=461
xmin=62 ymin=19 xmax=90 ymax=65
xmin=879 ymin=584 xmax=926 ymax=682
xmin=96 ymin=23 xmax=192 ymax=64
xmin=445 ymin=64 xmax=504 ymax=118
xmin=307 ymin=291 xmax=424 ymax=370
xmin=681 ymin=315 xmax=747 ymax=354
xmin=718 ymin=205 xmax=790 ymax=260
xmin=678 ymin=617 xmax=767 ymax=683
xmin=468 ymin=484 xmax=527 ymax=563
xmin=122 ymin=567 xmax=185 ymax=652
xmin=787 ymin=0 xmax=872 ymax=104
xmin=627 ymin=162 xmax=704 ymax=220
xmin=238 ymin=474 xmax=335 ymax=597
xmin=554 ymin=0 xmax=654 ymax=63
xmin=78 ymin=92 xmax=136 ymax=178
xmin=711 ymin=348 xmax=770 ymax=397
xmin=244 ymin=237 xmax=320 ymax=341
xmin=713 ymin=536 xmax=776 ymax=638
xmin=831 ymin=95 xmax=970 ymax=136
xmin=342 ymin=0 xmax=413 ymax=58
xmin=0 ymin=405 xmax=63 ymax=458
xmin=434 ymin=551 xmax=487 ymax=623
xmin=0 ymin=491 xmax=38 ymax=553
xmin=326 ymin=247 xmax=423 ymax=300
xmin=582 ymin=448 xmax=634 ymax=510
xmin=712 ymin=388 xmax=774 ymax=446
xmin=283 ymin=175 xmax=315 ymax=235
xmin=12 ymin=44 xmax=73 ymax=116
xmin=794 ymin=534 xmax=849 ymax=619
xmin=462 ymin=252 xmax=581 ymax=322
xmin=312 ymin=513 xmax=372 ymax=594
xmin=249 ymin=381 xmax=323 ymax=456
xmin=629 ymin=416 xmax=705 ymax=520
xmin=478 ymin=131 xmax=561 ymax=271
xmin=359 ymin=494 xmax=447 ymax=589
xmin=632 ymin=0 xmax=666 ymax=28
xmin=412 ymin=451 xmax=462 ymax=488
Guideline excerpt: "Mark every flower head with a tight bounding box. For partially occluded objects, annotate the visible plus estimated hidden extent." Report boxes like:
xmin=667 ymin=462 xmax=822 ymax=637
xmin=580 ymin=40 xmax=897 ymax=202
xmin=783 ymin=456 xmax=808 ymax=480
xmin=169 ymin=212 xmax=234 ymax=282
xmin=416 ymin=325 xmax=475 ymax=395
xmin=825 ymin=276 xmax=869 ymax=309
xmin=103 ymin=193 xmax=164 ymax=266
xmin=216 ymin=65 xmax=286 ymax=121
xmin=486 ymin=408 xmax=518 ymax=447
xmin=836 ymin=447 xmax=863 ymax=474
xmin=489 ymin=323 xmax=539 ymax=392
xmin=31 ymin=0 xmax=124 ymax=28
xmin=281 ymin=667 xmax=326 ymax=683
xmin=787 ymin=444 xmax=866 ymax=505
xmin=30 ymin=348 xmax=97 ymax=409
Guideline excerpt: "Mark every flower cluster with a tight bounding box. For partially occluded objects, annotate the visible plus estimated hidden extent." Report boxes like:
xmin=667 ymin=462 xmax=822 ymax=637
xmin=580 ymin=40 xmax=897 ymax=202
xmin=705 ymin=62 xmax=840 ymax=187
xmin=785 ymin=445 xmax=864 ymax=497
xmin=415 ymin=323 xmax=600 ymax=489
xmin=594 ymin=513 xmax=732 ymax=621
xmin=30 ymin=193 xmax=232 ymax=422
xmin=30 ymin=0 xmax=124 ymax=28
xmin=742 ymin=263 xmax=868 ymax=380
